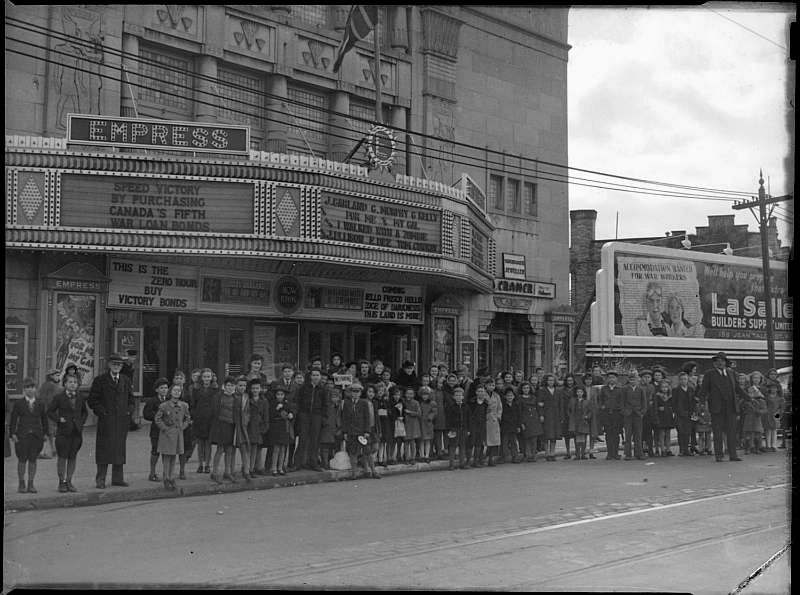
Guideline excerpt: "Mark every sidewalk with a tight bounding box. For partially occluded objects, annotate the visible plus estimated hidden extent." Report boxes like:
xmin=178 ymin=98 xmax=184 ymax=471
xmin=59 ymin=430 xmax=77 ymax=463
xmin=2 ymin=426 xmax=711 ymax=512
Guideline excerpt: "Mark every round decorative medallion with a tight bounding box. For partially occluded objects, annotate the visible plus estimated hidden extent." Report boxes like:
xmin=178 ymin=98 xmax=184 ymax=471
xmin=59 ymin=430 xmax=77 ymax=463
xmin=273 ymin=276 xmax=303 ymax=315
xmin=366 ymin=125 xmax=396 ymax=169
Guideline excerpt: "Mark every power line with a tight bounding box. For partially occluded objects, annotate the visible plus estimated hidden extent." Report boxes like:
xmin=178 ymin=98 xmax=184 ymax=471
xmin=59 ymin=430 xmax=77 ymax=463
xmin=4 ymin=19 xmax=761 ymax=203
xmin=701 ymin=6 xmax=788 ymax=52
xmin=4 ymin=17 xmax=758 ymax=199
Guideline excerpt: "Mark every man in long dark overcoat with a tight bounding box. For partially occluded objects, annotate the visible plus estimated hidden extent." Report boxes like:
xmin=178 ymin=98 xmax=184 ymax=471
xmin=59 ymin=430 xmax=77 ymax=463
xmin=88 ymin=353 xmax=134 ymax=488
xmin=697 ymin=352 xmax=742 ymax=462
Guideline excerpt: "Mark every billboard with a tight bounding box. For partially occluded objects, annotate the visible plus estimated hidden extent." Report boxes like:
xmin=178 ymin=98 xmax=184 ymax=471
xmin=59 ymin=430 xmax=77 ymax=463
xmin=613 ymin=251 xmax=791 ymax=342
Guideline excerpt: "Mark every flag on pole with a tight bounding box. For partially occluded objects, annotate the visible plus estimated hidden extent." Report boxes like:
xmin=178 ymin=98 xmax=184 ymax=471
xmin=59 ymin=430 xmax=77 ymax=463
xmin=332 ymin=5 xmax=379 ymax=73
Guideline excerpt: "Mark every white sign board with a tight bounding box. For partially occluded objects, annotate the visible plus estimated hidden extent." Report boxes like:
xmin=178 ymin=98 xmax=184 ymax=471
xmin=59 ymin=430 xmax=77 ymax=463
xmin=502 ymin=253 xmax=527 ymax=280
xmin=109 ymin=259 xmax=198 ymax=311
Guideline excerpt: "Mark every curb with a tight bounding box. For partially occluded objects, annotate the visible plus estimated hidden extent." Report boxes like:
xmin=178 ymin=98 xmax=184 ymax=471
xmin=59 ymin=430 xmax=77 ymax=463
xmin=3 ymin=458 xmax=455 ymax=513
xmin=8 ymin=438 xmax=723 ymax=513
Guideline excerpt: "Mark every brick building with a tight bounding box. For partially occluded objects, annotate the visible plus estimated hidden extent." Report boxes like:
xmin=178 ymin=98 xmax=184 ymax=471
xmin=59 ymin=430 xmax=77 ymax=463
xmin=5 ymin=5 xmax=572 ymax=401
xmin=570 ymin=208 xmax=790 ymax=371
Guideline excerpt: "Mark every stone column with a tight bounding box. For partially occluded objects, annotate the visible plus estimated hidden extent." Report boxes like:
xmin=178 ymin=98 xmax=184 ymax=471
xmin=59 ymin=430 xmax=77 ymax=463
xmin=329 ymin=91 xmax=351 ymax=163
xmin=265 ymin=74 xmax=289 ymax=154
xmin=195 ymin=55 xmax=218 ymax=122
xmin=389 ymin=104 xmax=407 ymax=175
xmin=390 ymin=6 xmax=408 ymax=51
xmin=120 ymin=34 xmax=139 ymax=118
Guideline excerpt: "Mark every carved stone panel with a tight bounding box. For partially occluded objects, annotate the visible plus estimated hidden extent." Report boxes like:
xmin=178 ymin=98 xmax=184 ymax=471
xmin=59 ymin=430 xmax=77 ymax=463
xmin=150 ymin=4 xmax=200 ymax=38
xmin=49 ymin=6 xmax=106 ymax=131
xmin=356 ymin=52 xmax=395 ymax=93
xmin=228 ymin=15 xmax=276 ymax=59
xmin=297 ymin=36 xmax=335 ymax=72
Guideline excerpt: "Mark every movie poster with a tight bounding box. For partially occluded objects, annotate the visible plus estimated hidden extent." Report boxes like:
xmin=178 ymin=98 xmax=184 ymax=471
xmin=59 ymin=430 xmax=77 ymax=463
xmin=54 ymin=293 xmax=97 ymax=385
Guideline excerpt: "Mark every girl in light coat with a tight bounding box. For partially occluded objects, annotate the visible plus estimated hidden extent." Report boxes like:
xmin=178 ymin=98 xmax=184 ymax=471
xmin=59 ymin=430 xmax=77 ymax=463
xmin=484 ymin=379 xmax=503 ymax=466
xmin=155 ymin=384 xmax=191 ymax=490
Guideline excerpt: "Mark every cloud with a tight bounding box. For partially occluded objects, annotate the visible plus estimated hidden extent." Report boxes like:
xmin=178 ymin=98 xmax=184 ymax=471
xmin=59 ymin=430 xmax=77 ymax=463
xmin=568 ymin=7 xmax=794 ymax=243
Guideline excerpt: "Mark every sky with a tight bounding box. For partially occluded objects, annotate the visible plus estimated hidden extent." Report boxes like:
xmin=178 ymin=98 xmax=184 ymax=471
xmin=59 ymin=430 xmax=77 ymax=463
xmin=567 ymin=4 xmax=794 ymax=248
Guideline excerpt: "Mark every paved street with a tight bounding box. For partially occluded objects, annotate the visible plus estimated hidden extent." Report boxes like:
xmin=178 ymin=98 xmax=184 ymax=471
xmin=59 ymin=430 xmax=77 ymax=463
xmin=4 ymin=443 xmax=790 ymax=592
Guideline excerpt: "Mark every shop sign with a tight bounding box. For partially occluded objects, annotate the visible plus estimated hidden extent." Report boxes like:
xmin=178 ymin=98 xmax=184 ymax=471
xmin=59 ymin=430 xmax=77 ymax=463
xmin=44 ymin=279 xmax=104 ymax=292
xmin=363 ymin=286 xmax=423 ymax=324
xmin=201 ymin=277 xmax=270 ymax=306
xmin=67 ymin=114 xmax=250 ymax=154
xmin=274 ymin=277 xmax=303 ymax=315
xmin=60 ymin=174 xmax=254 ymax=233
xmin=494 ymin=278 xmax=556 ymax=299
xmin=109 ymin=259 xmax=198 ymax=311
xmin=333 ymin=373 xmax=353 ymax=387
xmin=320 ymin=192 xmax=441 ymax=254
xmin=502 ymin=253 xmax=527 ymax=280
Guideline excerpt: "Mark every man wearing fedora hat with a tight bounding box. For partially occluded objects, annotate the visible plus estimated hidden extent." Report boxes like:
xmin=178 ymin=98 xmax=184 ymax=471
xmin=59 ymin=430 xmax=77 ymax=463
xmin=87 ymin=353 xmax=135 ymax=487
xmin=697 ymin=352 xmax=742 ymax=462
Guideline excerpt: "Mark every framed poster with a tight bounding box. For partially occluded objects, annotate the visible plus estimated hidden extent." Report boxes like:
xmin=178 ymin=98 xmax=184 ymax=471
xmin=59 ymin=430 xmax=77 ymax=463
xmin=5 ymin=324 xmax=28 ymax=397
xmin=114 ymin=328 xmax=143 ymax=396
xmin=553 ymin=323 xmax=570 ymax=374
xmin=459 ymin=341 xmax=476 ymax=378
xmin=53 ymin=292 xmax=98 ymax=389
xmin=432 ymin=316 xmax=456 ymax=370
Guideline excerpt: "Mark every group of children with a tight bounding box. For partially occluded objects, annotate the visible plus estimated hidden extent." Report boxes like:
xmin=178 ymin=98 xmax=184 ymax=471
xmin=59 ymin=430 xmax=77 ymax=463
xmin=4 ymin=355 xmax=789 ymax=493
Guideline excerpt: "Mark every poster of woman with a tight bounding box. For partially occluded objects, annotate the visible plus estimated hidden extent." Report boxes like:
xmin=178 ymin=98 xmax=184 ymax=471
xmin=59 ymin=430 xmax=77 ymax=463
xmin=616 ymin=257 xmax=706 ymax=338
xmin=54 ymin=293 xmax=97 ymax=385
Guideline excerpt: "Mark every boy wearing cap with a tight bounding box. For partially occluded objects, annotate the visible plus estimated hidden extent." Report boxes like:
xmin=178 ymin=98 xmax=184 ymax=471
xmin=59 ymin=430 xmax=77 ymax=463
xmin=142 ymin=378 xmax=171 ymax=482
xmin=341 ymin=382 xmax=379 ymax=479
xmin=445 ymin=386 xmax=471 ymax=469
xmin=9 ymin=377 xmax=50 ymax=493
xmin=37 ymin=368 xmax=61 ymax=458
xmin=47 ymin=373 xmax=88 ymax=492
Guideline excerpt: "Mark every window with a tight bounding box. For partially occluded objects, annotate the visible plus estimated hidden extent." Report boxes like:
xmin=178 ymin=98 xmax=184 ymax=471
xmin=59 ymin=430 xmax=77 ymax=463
xmin=217 ymin=68 xmax=265 ymax=137
xmin=524 ymin=182 xmax=538 ymax=217
xmin=507 ymin=178 xmax=520 ymax=213
xmin=138 ymin=47 xmax=192 ymax=118
xmin=294 ymin=5 xmax=329 ymax=27
xmin=287 ymin=85 xmax=329 ymax=157
xmin=489 ymin=175 xmax=504 ymax=211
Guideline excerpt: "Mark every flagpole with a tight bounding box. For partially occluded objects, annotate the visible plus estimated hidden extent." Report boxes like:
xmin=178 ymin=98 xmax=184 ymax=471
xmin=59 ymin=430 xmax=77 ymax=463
xmin=373 ymin=8 xmax=383 ymax=124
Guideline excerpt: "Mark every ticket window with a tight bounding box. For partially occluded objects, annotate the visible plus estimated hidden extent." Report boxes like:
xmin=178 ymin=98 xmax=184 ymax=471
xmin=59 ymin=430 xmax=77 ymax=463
xmin=302 ymin=323 xmax=371 ymax=367
xmin=180 ymin=317 xmax=250 ymax=380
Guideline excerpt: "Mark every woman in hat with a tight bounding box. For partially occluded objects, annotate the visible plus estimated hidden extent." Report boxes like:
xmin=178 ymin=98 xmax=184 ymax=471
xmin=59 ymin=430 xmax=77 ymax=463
xmin=485 ymin=379 xmax=503 ymax=466
xmin=61 ymin=363 xmax=83 ymax=387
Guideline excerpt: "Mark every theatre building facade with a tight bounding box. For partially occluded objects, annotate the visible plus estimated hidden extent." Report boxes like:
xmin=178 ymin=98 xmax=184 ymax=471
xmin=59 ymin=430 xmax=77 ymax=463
xmin=5 ymin=5 xmax=572 ymax=400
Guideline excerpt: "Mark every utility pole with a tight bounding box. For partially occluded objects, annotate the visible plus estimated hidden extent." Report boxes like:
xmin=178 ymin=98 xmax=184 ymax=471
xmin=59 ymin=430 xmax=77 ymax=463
xmin=732 ymin=172 xmax=792 ymax=369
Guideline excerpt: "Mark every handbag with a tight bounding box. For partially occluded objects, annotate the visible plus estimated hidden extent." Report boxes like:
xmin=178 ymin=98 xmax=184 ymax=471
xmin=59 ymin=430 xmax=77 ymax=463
xmin=394 ymin=418 xmax=406 ymax=438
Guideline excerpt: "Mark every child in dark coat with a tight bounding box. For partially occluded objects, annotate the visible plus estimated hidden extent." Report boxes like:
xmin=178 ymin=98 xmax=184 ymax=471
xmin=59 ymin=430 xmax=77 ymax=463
xmin=469 ymin=389 xmax=489 ymax=466
xmin=499 ymin=387 xmax=522 ymax=463
xmin=9 ymin=378 xmax=49 ymax=493
xmin=247 ymin=379 xmax=269 ymax=475
xmin=319 ymin=387 xmax=342 ymax=469
xmin=47 ymin=373 xmax=88 ymax=492
xmin=444 ymin=387 xmax=471 ymax=469
xmin=142 ymin=377 xmax=170 ymax=482
xmin=267 ymin=388 xmax=294 ymax=475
